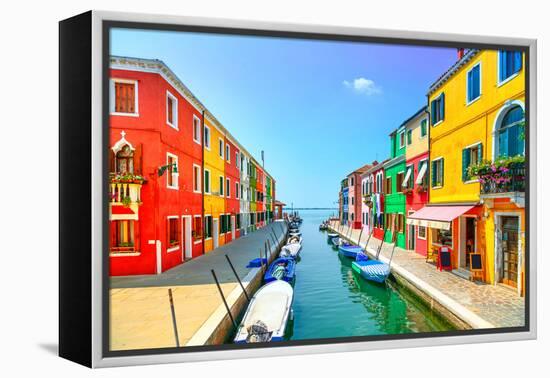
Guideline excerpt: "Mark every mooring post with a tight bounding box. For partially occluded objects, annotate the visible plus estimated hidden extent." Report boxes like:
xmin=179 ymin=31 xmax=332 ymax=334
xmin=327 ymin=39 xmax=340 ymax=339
xmin=357 ymin=227 xmax=364 ymax=246
xmin=168 ymin=288 xmax=180 ymax=347
xmin=211 ymin=269 xmax=237 ymax=329
xmin=225 ymin=255 xmax=250 ymax=302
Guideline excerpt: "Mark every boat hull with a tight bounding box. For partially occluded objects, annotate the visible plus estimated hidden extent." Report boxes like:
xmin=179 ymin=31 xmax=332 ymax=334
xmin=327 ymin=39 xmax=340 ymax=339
xmin=338 ymin=244 xmax=362 ymax=259
xmin=264 ymin=257 xmax=296 ymax=284
xmin=352 ymin=260 xmax=391 ymax=283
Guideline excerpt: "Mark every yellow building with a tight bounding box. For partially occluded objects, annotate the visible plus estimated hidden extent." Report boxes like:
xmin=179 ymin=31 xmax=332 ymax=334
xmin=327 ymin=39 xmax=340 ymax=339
xmin=203 ymin=116 xmax=227 ymax=252
xmin=412 ymin=49 xmax=525 ymax=295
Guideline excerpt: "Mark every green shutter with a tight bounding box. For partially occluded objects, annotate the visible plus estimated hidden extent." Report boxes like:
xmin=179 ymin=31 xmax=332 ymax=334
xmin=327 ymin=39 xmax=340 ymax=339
xmin=430 ymin=101 xmax=436 ymax=125
xmin=431 ymin=161 xmax=436 ymax=187
xmin=440 ymin=93 xmax=445 ymax=121
xmin=478 ymin=143 xmax=483 ymax=162
xmin=441 ymin=158 xmax=444 ymax=186
xmin=462 ymin=148 xmax=470 ymax=182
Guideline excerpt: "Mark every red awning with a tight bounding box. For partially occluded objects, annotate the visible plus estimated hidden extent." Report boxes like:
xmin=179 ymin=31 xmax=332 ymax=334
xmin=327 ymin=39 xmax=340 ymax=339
xmin=111 ymin=205 xmax=135 ymax=215
xmin=407 ymin=205 xmax=474 ymax=230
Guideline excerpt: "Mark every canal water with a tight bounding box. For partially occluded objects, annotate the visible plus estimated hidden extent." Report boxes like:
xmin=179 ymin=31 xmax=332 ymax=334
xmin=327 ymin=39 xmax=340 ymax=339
xmin=287 ymin=209 xmax=454 ymax=341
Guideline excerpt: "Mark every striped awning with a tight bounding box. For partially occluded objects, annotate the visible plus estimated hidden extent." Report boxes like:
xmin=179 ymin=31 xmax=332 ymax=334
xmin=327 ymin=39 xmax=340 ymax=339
xmin=406 ymin=205 xmax=474 ymax=230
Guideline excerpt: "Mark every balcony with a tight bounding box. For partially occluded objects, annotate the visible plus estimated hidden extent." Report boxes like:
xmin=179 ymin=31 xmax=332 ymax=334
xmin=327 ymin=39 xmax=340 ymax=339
xmin=109 ymin=173 xmax=145 ymax=220
xmin=470 ymin=159 xmax=525 ymax=208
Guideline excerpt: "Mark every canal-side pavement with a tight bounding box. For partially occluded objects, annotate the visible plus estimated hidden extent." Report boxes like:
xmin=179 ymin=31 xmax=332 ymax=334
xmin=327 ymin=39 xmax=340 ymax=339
xmin=109 ymin=221 xmax=287 ymax=351
xmin=329 ymin=221 xmax=525 ymax=329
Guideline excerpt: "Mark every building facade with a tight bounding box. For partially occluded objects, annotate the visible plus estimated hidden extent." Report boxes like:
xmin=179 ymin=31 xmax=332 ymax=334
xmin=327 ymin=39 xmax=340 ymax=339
xmin=383 ymin=127 xmax=407 ymax=248
xmin=108 ymin=56 xmax=276 ymax=276
xmin=403 ymin=107 xmax=430 ymax=256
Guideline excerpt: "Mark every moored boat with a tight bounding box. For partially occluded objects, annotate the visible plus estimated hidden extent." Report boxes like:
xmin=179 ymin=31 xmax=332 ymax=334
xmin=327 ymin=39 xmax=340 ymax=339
xmin=338 ymin=243 xmax=363 ymax=259
xmin=264 ymin=257 xmax=296 ymax=284
xmin=234 ymin=280 xmax=294 ymax=343
xmin=287 ymin=235 xmax=302 ymax=245
xmin=279 ymin=242 xmax=302 ymax=258
xmin=351 ymin=260 xmax=391 ymax=283
xmin=327 ymin=232 xmax=338 ymax=239
xmin=331 ymin=236 xmax=341 ymax=246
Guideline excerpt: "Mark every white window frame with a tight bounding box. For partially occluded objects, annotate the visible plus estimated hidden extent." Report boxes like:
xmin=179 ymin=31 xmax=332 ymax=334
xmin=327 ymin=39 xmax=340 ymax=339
xmin=432 ymin=94 xmax=444 ymax=127
xmin=226 ymin=144 xmax=231 ymax=163
xmin=218 ymin=138 xmax=224 ymax=159
xmin=417 ymin=226 xmax=427 ymax=240
xmin=192 ymin=164 xmax=201 ymax=193
xmin=109 ymin=78 xmax=139 ymax=117
xmin=166 ymin=215 xmax=180 ymax=253
xmin=466 ymin=61 xmax=482 ymax=106
xmin=203 ymin=214 xmax=212 ymax=241
xmin=166 ymin=152 xmax=179 ymax=190
xmin=420 ymin=118 xmax=428 ymax=139
xmin=192 ymin=115 xmax=201 ymax=145
xmin=219 ymin=175 xmax=224 ymax=197
xmin=431 ymin=156 xmax=444 ymax=189
xmin=235 ymin=182 xmax=240 ymax=199
xmin=204 ymin=125 xmax=211 ymax=150
xmin=497 ymin=51 xmax=521 ymax=87
xmin=204 ymin=169 xmax=211 ymax=194
xmin=166 ymin=90 xmax=178 ymax=130
xmin=399 ymin=130 xmax=406 ymax=148
xmin=236 ymin=152 xmax=240 ymax=169
xmin=226 ymin=177 xmax=231 ymax=198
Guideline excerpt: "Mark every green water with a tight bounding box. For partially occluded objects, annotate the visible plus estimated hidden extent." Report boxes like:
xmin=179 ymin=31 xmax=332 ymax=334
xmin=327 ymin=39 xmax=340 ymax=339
xmin=287 ymin=209 xmax=454 ymax=341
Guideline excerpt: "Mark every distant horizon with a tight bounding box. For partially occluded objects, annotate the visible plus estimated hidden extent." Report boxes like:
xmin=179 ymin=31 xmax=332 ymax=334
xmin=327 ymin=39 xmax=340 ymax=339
xmin=112 ymin=28 xmax=458 ymax=207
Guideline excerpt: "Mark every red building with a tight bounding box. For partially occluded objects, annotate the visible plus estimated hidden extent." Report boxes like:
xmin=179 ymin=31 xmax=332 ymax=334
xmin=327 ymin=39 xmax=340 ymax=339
xmin=224 ymin=136 xmax=241 ymax=242
xmin=256 ymin=168 xmax=265 ymax=228
xmin=348 ymin=164 xmax=371 ymax=229
xmin=109 ymin=57 xmax=205 ymax=276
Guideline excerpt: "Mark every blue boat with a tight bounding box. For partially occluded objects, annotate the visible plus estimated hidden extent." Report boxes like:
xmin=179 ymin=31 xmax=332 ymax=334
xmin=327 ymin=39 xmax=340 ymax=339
xmin=352 ymin=260 xmax=391 ymax=283
xmin=264 ymin=257 xmax=296 ymax=284
xmin=338 ymin=243 xmax=363 ymax=259
xmin=331 ymin=236 xmax=341 ymax=246
xmin=327 ymin=232 xmax=339 ymax=240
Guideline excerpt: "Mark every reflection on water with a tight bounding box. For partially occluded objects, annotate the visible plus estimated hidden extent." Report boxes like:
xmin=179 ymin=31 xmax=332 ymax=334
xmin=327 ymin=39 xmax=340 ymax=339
xmin=289 ymin=209 xmax=454 ymax=341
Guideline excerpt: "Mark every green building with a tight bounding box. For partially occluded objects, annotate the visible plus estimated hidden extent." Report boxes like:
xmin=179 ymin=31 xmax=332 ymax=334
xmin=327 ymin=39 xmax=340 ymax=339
xmin=383 ymin=126 xmax=407 ymax=248
xmin=265 ymin=176 xmax=273 ymax=222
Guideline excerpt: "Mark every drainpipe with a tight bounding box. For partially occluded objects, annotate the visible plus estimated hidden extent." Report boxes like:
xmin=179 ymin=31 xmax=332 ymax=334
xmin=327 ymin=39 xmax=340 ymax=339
xmin=201 ymin=110 xmax=206 ymax=254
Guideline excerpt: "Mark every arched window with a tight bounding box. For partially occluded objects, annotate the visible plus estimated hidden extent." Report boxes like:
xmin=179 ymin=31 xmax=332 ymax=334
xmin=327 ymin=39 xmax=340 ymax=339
xmin=498 ymin=105 xmax=525 ymax=158
xmin=116 ymin=144 xmax=134 ymax=174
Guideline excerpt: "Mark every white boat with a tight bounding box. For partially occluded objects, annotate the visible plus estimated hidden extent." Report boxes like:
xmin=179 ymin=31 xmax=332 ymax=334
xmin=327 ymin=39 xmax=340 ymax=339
xmin=234 ymin=280 xmax=294 ymax=343
xmin=287 ymin=235 xmax=303 ymax=245
xmin=279 ymin=242 xmax=302 ymax=258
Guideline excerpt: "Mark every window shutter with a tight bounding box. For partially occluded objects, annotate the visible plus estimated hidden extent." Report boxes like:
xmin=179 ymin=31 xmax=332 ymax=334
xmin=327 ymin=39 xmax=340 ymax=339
xmin=441 ymin=158 xmax=445 ymax=186
xmin=430 ymin=100 xmax=435 ymax=125
xmin=134 ymin=144 xmax=142 ymax=175
xmin=462 ymin=148 xmax=470 ymax=182
xmin=478 ymin=143 xmax=483 ymax=163
xmin=431 ymin=161 xmax=436 ymax=187
xmin=109 ymin=150 xmax=116 ymax=172
xmin=440 ymin=93 xmax=445 ymax=121
xmin=467 ymin=71 xmax=472 ymax=101
xmin=499 ymin=51 xmax=506 ymax=81
xmin=514 ymin=51 xmax=522 ymax=73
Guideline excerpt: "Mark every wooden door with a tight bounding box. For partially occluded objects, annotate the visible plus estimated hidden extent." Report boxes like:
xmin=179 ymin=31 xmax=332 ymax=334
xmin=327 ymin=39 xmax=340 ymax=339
xmin=500 ymin=216 xmax=519 ymax=288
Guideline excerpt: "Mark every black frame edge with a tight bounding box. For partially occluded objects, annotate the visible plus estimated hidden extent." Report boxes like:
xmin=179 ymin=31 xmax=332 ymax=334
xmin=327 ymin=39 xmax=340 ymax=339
xmin=59 ymin=10 xmax=93 ymax=368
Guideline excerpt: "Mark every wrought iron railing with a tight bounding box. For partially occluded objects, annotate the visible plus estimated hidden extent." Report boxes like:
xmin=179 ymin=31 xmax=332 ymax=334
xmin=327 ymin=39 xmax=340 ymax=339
xmin=480 ymin=163 xmax=525 ymax=194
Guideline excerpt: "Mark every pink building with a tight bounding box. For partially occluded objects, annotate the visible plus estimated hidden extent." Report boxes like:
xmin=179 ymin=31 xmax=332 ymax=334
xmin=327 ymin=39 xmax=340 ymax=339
xmin=347 ymin=164 xmax=371 ymax=229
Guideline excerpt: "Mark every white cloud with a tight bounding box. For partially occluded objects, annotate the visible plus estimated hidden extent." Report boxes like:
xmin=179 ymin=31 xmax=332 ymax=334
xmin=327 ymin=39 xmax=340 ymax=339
xmin=343 ymin=77 xmax=381 ymax=95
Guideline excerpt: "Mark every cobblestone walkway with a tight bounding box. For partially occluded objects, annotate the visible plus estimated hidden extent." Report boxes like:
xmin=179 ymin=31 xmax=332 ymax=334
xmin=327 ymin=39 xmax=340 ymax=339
xmin=331 ymin=222 xmax=525 ymax=328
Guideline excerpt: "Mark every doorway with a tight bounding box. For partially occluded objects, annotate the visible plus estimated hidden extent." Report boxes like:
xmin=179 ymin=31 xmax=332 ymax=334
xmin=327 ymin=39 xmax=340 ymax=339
xmin=459 ymin=216 xmax=476 ymax=269
xmin=231 ymin=215 xmax=236 ymax=240
xmin=213 ymin=218 xmax=219 ymax=249
xmin=498 ymin=216 xmax=519 ymax=288
xmin=182 ymin=216 xmax=192 ymax=260
xmin=408 ymin=224 xmax=416 ymax=251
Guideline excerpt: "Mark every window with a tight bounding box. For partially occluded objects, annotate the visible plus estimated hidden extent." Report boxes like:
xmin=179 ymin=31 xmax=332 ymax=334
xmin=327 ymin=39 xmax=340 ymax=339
xmin=204 ymin=126 xmax=211 ymax=149
xmin=193 ymin=115 xmax=201 ymax=144
xmin=498 ymin=50 xmax=522 ymax=83
xmin=166 ymin=153 xmax=178 ymax=189
xmin=115 ymin=144 xmax=134 ymax=174
xmin=226 ymin=144 xmax=230 ymax=162
xmin=204 ymin=216 xmax=212 ymax=239
xmin=431 ymin=93 xmax=445 ymax=125
xmin=498 ymin=106 xmax=525 ymax=158
xmin=420 ymin=119 xmax=428 ymax=137
xmin=236 ymin=214 xmax=241 ymax=229
xmin=351 ymin=213 xmax=355 ymax=221
xmin=385 ymin=177 xmax=392 ymax=194
xmin=204 ymin=169 xmax=211 ymax=194
xmin=418 ymin=226 xmax=427 ymax=240
xmin=193 ymin=164 xmax=201 ymax=193
xmin=402 ymin=166 xmax=413 ymax=189
xmin=467 ymin=63 xmax=481 ymax=103
xmin=193 ymin=216 xmax=203 ymax=240
xmin=406 ymin=129 xmax=412 ymax=145
xmin=462 ymin=143 xmax=483 ymax=181
xmin=351 ymin=196 xmax=354 ymax=205
xmin=397 ymin=214 xmax=404 ymax=233
xmin=226 ymin=178 xmax=231 ymax=198
xmin=416 ymin=160 xmax=429 ymax=188
xmin=433 ymin=228 xmax=452 ymax=247
xmin=111 ymin=220 xmax=135 ymax=252
xmin=396 ymin=172 xmax=404 ymax=192
xmin=350 ymin=177 xmax=354 ymax=186
xmin=219 ymin=176 xmax=224 ymax=196
xmin=166 ymin=91 xmax=178 ymax=129
xmin=218 ymin=139 xmax=224 ymax=159
xmin=241 ymin=185 xmax=244 ymax=199
xmin=399 ymin=131 xmax=405 ymax=148
xmin=167 ymin=217 xmax=180 ymax=249
xmin=235 ymin=182 xmax=240 ymax=199
xmin=236 ymin=152 xmax=240 ymax=168
xmin=111 ymin=79 xmax=137 ymax=115
xmin=431 ymin=158 xmax=444 ymax=187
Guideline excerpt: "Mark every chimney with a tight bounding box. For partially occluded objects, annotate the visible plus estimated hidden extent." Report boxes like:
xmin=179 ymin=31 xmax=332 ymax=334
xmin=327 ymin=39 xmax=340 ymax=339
xmin=457 ymin=48 xmax=465 ymax=60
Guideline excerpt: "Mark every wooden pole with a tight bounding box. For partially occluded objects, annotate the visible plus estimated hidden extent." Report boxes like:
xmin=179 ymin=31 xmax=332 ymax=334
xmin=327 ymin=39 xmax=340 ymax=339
xmin=225 ymin=255 xmax=250 ymax=302
xmin=211 ymin=269 xmax=237 ymax=329
xmin=168 ymin=288 xmax=180 ymax=347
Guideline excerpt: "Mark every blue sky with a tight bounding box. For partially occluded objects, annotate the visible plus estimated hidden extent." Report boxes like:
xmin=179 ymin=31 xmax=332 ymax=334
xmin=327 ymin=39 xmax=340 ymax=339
xmin=111 ymin=28 xmax=457 ymax=208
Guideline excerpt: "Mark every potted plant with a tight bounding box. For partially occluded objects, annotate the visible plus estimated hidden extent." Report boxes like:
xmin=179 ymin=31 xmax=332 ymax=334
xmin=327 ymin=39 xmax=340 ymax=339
xmin=402 ymin=187 xmax=413 ymax=195
xmin=121 ymin=195 xmax=132 ymax=207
